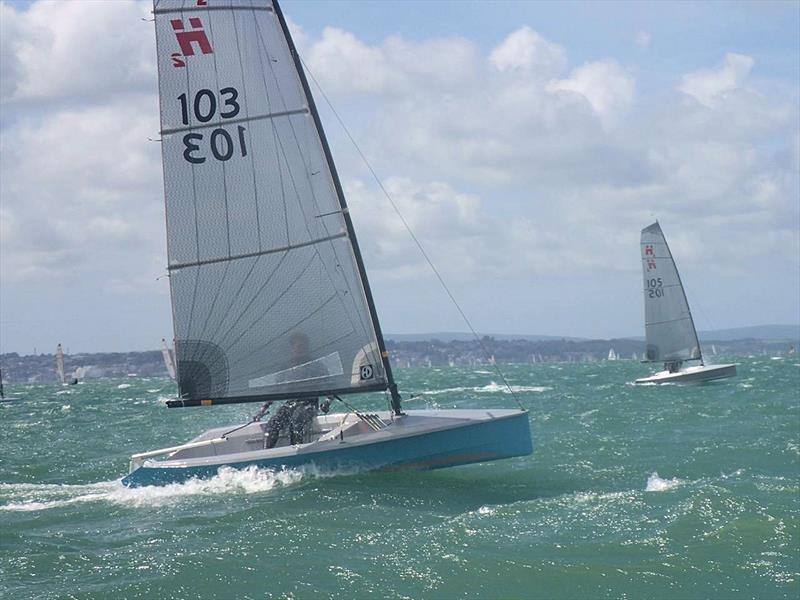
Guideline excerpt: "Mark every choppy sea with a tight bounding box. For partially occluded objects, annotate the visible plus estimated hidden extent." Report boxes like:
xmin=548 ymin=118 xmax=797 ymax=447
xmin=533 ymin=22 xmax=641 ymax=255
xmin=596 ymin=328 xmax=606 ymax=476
xmin=1 ymin=356 xmax=798 ymax=599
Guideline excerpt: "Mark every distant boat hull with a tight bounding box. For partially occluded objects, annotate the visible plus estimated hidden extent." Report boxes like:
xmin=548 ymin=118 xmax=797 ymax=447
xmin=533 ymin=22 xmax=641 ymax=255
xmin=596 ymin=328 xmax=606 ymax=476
xmin=634 ymin=363 xmax=737 ymax=385
xmin=122 ymin=409 xmax=532 ymax=488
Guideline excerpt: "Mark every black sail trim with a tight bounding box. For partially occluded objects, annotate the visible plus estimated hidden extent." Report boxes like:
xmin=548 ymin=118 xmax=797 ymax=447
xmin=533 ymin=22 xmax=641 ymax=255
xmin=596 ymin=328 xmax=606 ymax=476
xmin=272 ymin=0 xmax=402 ymax=414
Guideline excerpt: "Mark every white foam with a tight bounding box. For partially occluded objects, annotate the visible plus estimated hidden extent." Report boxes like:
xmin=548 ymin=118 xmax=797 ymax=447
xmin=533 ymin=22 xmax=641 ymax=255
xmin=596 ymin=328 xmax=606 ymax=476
xmin=0 ymin=466 xmax=308 ymax=512
xmin=421 ymin=382 xmax=551 ymax=396
xmin=117 ymin=383 xmax=132 ymax=389
xmin=645 ymin=472 xmax=682 ymax=492
xmin=474 ymin=382 xmax=551 ymax=394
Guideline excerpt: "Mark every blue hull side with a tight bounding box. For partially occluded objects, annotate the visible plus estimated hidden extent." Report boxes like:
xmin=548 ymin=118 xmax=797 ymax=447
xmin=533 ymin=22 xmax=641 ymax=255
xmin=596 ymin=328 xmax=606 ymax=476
xmin=122 ymin=411 xmax=532 ymax=488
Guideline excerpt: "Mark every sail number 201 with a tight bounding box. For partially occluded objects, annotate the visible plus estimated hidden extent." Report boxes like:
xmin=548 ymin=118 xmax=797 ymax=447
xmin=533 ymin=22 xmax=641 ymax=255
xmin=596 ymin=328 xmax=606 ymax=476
xmin=177 ymin=88 xmax=247 ymax=164
xmin=646 ymin=277 xmax=664 ymax=298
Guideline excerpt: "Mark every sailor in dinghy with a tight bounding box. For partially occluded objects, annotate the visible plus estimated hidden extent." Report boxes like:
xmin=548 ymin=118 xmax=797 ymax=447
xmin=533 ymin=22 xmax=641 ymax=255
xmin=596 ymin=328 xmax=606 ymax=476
xmin=122 ymin=0 xmax=531 ymax=487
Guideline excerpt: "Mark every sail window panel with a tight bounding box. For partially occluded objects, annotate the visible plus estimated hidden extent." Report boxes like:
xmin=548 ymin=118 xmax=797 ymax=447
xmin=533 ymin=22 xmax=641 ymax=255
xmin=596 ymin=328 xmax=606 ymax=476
xmin=169 ymin=246 xmax=385 ymax=400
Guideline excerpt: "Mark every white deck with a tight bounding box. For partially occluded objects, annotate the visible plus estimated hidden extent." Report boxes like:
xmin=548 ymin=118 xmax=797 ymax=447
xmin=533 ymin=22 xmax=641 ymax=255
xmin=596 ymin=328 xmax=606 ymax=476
xmin=634 ymin=363 xmax=737 ymax=385
xmin=131 ymin=408 xmax=525 ymax=472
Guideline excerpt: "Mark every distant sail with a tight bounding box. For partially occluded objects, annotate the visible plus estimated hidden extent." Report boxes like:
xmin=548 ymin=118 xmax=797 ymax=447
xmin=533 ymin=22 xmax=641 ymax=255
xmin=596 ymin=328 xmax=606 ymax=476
xmin=640 ymin=222 xmax=701 ymax=363
xmin=161 ymin=338 xmax=176 ymax=380
xmin=607 ymin=348 xmax=617 ymax=361
xmin=56 ymin=344 xmax=66 ymax=384
xmin=154 ymin=0 xmax=387 ymax=402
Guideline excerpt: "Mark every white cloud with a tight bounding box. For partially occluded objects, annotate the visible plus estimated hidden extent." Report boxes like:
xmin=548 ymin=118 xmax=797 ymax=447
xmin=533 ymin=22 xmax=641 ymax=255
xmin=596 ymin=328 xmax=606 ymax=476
xmin=678 ymin=52 xmax=755 ymax=107
xmin=1 ymin=0 xmax=154 ymax=103
xmin=0 ymin=2 xmax=797 ymax=349
xmin=489 ymin=26 xmax=566 ymax=76
xmin=546 ymin=60 xmax=635 ymax=125
xmin=0 ymin=97 xmax=164 ymax=283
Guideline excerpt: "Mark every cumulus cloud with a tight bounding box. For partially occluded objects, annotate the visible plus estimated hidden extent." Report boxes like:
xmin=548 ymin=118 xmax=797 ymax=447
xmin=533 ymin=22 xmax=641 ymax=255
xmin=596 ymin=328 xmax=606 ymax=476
xmin=0 ymin=0 xmax=154 ymax=103
xmin=489 ymin=26 xmax=566 ymax=76
xmin=546 ymin=60 xmax=635 ymax=126
xmin=678 ymin=52 xmax=755 ymax=107
xmin=0 ymin=1 xmax=797 ymax=349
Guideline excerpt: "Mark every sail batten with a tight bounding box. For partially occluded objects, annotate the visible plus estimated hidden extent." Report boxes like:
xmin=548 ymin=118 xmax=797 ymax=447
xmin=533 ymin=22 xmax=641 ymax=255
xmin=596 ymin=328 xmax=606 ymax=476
xmin=155 ymin=0 xmax=389 ymax=403
xmin=640 ymin=222 xmax=702 ymax=363
xmin=161 ymin=107 xmax=308 ymax=135
xmin=168 ymin=231 xmax=347 ymax=270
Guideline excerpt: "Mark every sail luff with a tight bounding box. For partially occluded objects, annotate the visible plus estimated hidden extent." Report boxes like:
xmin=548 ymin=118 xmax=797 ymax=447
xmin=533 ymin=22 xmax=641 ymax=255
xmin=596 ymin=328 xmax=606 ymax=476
xmin=270 ymin=0 xmax=401 ymax=413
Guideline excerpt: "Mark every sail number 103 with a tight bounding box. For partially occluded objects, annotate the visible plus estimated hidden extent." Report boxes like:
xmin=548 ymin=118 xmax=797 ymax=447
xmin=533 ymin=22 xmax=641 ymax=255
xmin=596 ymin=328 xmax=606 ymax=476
xmin=646 ymin=277 xmax=664 ymax=298
xmin=177 ymin=87 xmax=247 ymax=164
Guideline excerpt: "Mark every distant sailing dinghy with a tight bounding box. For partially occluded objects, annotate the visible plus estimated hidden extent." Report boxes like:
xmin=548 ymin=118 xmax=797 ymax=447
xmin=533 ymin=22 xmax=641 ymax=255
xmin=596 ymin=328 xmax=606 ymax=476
xmin=123 ymin=0 xmax=531 ymax=487
xmin=634 ymin=222 xmax=736 ymax=385
xmin=55 ymin=344 xmax=66 ymax=385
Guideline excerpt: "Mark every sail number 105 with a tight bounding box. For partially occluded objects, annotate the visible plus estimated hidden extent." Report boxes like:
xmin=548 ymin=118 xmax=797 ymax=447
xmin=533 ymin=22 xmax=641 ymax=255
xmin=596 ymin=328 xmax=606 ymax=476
xmin=177 ymin=87 xmax=247 ymax=164
xmin=646 ymin=277 xmax=664 ymax=298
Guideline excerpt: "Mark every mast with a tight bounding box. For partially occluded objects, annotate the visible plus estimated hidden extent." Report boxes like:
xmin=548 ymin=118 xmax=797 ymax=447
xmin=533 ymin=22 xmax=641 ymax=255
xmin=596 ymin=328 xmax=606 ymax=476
xmin=272 ymin=0 xmax=402 ymax=414
xmin=659 ymin=222 xmax=703 ymax=366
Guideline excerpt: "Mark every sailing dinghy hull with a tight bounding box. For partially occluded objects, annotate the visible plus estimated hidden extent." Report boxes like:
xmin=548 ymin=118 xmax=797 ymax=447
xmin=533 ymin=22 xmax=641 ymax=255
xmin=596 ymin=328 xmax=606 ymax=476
xmin=122 ymin=409 xmax=532 ymax=488
xmin=634 ymin=363 xmax=737 ymax=385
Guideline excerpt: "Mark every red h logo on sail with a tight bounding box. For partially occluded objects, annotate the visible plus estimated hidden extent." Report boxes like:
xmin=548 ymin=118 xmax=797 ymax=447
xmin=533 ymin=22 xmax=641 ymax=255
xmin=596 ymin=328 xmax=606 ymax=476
xmin=646 ymin=258 xmax=657 ymax=271
xmin=171 ymin=18 xmax=213 ymax=60
xmin=644 ymin=244 xmax=654 ymax=256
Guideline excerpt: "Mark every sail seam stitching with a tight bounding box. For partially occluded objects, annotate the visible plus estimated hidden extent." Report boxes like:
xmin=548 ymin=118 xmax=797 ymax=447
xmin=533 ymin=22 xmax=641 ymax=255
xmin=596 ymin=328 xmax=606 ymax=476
xmin=161 ymin=108 xmax=308 ymax=135
xmin=168 ymin=232 xmax=347 ymax=270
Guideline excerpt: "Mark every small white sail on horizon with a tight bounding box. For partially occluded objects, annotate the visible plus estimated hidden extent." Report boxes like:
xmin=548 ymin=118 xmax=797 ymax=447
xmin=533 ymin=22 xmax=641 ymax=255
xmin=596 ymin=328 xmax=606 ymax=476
xmin=55 ymin=344 xmax=66 ymax=385
xmin=161 ymin=338 xmax=176 ymax=380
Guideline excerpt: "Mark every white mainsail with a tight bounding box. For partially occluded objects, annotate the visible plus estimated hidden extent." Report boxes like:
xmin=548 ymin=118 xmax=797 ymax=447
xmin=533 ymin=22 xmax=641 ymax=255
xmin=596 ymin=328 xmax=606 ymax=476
xmin=55 ymin=344 xmax=66 ymax=384
xmin=153 ymin=0 xmax=391 ymax=405
xmin=640 ymin=222 xmax=701 ymax=364
xmin=161 ymin=338 xmax=177 ymax=380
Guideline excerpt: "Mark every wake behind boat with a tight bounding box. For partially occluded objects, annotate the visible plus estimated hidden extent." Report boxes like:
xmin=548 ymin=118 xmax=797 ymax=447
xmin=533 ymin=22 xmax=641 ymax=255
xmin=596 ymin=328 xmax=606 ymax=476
xmin=123 ymin=0 xmax=531 ymax=487
xmin=634 ymin=222 xmax=736 ymax=385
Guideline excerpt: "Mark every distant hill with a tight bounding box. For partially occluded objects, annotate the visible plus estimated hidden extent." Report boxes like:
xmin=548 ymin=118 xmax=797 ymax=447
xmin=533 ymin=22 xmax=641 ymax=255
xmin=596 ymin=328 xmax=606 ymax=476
xmin=386 ymin=332 xmax=587 ymax=342
xmin=389 ymin=325 xmax=800 ymax=344
xmin=697 ymin=324 xmax=800 ymax=342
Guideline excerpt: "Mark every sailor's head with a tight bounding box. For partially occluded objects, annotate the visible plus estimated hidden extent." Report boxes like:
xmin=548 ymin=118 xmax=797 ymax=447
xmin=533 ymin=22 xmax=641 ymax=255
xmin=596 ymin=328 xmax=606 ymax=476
xmin=289 ymin=332 xmax=310 ymax=358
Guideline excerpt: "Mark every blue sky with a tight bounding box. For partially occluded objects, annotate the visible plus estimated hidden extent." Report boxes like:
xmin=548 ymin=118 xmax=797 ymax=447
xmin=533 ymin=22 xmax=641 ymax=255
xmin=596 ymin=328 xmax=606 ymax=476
xmin=0 ymin=0 xmax=798 ymax=354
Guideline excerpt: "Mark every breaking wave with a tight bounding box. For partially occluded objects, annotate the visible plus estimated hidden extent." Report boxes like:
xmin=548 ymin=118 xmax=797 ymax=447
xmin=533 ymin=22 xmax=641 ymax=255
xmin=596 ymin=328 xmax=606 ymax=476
xmin=645 ymin=471 xmax=683 ymax=492
xmin=0 ymin=466 xmax=310 ymax=512
xmin=421 ymin=382 xmax=551 ymax=395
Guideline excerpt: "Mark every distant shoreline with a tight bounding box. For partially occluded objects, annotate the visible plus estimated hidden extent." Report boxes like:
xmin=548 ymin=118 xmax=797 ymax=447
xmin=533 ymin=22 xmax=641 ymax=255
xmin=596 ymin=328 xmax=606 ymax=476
xmin=1 ymin=328 xmax=796 ymax=384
